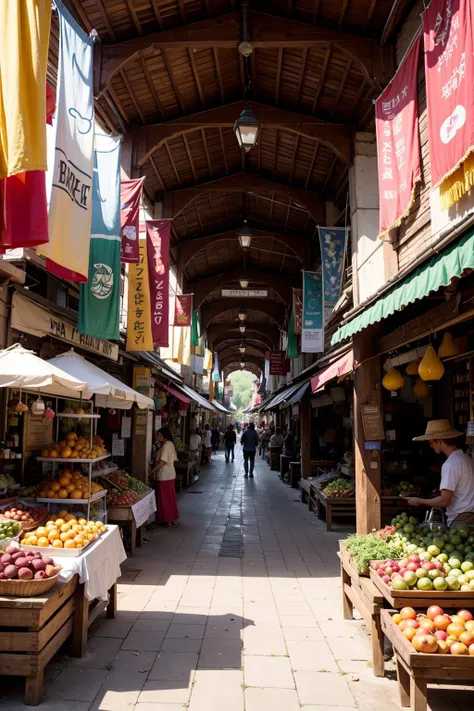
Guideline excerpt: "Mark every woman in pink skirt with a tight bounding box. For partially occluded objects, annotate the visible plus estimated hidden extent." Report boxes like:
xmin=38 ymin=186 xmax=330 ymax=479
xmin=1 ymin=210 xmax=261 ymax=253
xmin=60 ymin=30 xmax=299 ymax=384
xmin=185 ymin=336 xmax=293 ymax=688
xmin=152 ymin=427 xmax=179 ymax=526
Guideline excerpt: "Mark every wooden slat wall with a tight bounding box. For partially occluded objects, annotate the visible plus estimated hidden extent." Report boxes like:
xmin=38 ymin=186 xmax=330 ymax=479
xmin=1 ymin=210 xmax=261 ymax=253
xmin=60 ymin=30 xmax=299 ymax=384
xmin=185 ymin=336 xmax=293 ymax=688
xmin=394 ymin=0 xmax=432 ymax=270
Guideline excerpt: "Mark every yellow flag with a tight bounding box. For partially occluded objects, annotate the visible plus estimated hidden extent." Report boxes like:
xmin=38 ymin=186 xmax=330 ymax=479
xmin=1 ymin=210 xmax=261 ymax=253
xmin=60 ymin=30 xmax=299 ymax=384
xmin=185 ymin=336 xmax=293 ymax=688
xmin=127 ymin=238 xmax=153 ymax=351
xmin=0 ymin=0 xmax=51 ymax=178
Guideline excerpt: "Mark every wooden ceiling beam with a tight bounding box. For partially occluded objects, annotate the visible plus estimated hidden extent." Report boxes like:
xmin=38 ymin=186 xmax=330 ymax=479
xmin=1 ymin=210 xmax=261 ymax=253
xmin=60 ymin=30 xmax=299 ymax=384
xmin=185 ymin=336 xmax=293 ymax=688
xmin=275 ymin=49 xmax=283 ymax=106
xmin=149 ymin=0 xmax=164 ymax=30
xmin=219 ymin=128 xmax=229 ymax=174
xmin=312 ymin=46 xmax=330 ymax=115
xmin=202 ymin=299 xmax=285 ymax=329
xmin=208 ymin=324 xmax=279 ymax=347
xmin=312 ymin=0 xmax=320 ymax=23
xmin=201 ymin=129 xmax=213 ymax=178
xmin=167 ymin=172 xmax=325 ymax=223
xmin=188 ymin=49 xmax=205 ymax=107
xmin=149 ymin=155 xmax=165 ymax=190
xmin=330 ymin=60 xmax=351 ymax=120
xmin=183 ymin=134 xmax=198 ymax=183
xmin=162 ymin=50 xmax=185 ymax=113
xmin=189 ymin=265 xmax=293 ymax=307
xmin=338 ymin=0 xmax=350 ymax=28
xmin=164 ymin=142 xmax=181 ymax=186
xmin=98 ymin=10 xmax=393 ymax=92
xmin=295 ymin=48 xmax=308 ymax=105
xmin=177 ymin=0 xmax=187 ymax=22
xmin=63 ymin=0 xmax=93 ymax=31
xmin=213 ymin=49 xmax=225 ymax=103
xmin=124 ymin=0 xmax=143 ymax=35
xmin=305 ymin=142 xmax=320 ymax=188
xmin=95 ymin=0 xmax=116 ymax=40
xmin=139 ymin=56 xmax=165 ymax=118
xmin=120 ymin=69 xmax=146 ymax=124
xmin=135 ymin=101 xmax=351 ymax=167
xmin=180 ymin=228 xmax=310 ymax=268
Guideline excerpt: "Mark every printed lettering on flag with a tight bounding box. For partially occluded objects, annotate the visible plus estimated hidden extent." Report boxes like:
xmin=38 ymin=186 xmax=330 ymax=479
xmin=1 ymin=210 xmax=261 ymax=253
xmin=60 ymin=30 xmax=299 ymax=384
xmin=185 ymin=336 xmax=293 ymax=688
xmin=423 ymin=0 xmax=474 ymax=188
xmin=376 ymin=35 xmax=421 ymax=238
xmin=126 ymin=237 xmax=153 ymax=351
xmin=146 ymin=220 xmax=171 ymax=348
xmin=293 ymin=288 xmax=302 ymax=334
xmin=302 ymin=271 xmax=323 ymax=354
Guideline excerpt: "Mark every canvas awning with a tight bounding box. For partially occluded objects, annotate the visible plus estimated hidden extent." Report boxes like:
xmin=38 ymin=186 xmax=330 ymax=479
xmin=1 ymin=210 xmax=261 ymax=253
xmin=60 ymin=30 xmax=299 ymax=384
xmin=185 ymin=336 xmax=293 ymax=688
xmin=331 ymin=230 xmax=474 ymax=345
xmin=311 ymin=350 xmax=354 ymax=393
xmin=285 ymin=380 xmax=311 ymax=405
xmin=165 ymin=380 xmax=215 ymax=411
xmin=0 ymin=344 xmax=89 ymax=399
xmin=47 ymin=350 xmax=154 ymax=409
xmin=161 ymin=382 xmax=191 ymax=405
xmin=212 ymin=399 xmax=231 ymax=414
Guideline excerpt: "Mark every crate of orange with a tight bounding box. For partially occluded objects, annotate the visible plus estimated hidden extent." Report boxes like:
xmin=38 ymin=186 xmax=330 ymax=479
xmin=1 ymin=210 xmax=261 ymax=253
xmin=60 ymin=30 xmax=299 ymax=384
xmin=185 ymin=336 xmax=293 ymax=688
xmin=37 ymin=468 xmax=105 ymax=502
xmin=18 ymin=511 xmax=107 ymax=556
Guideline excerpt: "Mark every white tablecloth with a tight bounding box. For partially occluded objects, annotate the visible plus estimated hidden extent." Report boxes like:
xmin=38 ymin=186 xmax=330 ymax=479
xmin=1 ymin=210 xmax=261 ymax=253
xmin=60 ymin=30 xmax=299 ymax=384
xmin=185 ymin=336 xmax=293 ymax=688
xmin=131 ymin=489 xmax=157 ymax=528
xmin=52 ymin=525 xmax=127 ymax=601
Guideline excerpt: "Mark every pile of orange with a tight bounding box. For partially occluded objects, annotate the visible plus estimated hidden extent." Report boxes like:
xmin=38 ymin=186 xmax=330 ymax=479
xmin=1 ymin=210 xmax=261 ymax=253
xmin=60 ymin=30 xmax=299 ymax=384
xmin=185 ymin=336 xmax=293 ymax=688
xmin=38 ymin=469 xmax=105 ymax=500
xmin=40 ymin=431 xmax=107 ymax=460
xmin=20 ymin=511 xmax=107 ymax=549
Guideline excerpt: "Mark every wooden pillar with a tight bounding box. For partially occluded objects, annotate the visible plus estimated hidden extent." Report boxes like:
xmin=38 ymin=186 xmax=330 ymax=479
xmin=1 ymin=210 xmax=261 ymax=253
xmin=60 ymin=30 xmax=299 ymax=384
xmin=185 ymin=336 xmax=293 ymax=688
xmin=353 ymin=328 xmax=382 ymax=533
xmin=300 ymin=392 xmax=311 ymax=479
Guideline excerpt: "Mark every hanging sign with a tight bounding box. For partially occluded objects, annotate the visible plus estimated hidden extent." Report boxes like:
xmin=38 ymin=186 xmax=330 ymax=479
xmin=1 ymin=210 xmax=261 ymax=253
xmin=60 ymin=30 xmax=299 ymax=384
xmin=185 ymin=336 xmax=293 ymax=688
xmin=221 ymin=289 xmax=268 ymax=297
xmin=269 ymin=351 xmax=290 ymax=376
xmin=424 ymin=0 xmax=474 ymax=189
xmin=376 ymin=35 xmax=421 ymax=237
xmin=318 ymin=227 xmax=348 ymax=313
xmin=121 ymin=415 xmax=132 ymax=438
xmin=40 ymin=1 xmax=94 ymax=281
xmin=126 ymin=236 xmax=153 ymax=351
xmin=146 ymin=220 xmax=171 ymax=347
xmin=293 ymin=288 xmax=303 ymax=334
xmin=173 ymin=294 xmax=193 ymax=327
xmin=120 ymin=177 xmax=144 ymax=263
xmin=78 ymin=133 xmax=121 ymax=341
xmin=302 ymin=271 xmax=323 ymax=353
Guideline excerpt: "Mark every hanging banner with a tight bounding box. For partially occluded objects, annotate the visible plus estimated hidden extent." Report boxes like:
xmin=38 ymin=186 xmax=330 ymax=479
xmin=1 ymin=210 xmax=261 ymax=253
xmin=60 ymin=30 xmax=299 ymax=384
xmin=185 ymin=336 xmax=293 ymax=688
xmin=78 ymin=133 xmax=121 ymax=340
xmin=120 ymin=177 xmax=144 ymax=263
xmin=39 ymin=0 xmax=94 ymax=281
xmin=376 ymin=36 xmax=421 ymax=238
xmin=173 ymin=294 xmax=193 ymax=327
xmin=293 ymin=288 xmax=303 ymax=334
xmin=424 ymin=0 xmax=474 ymax=190
xmin=212 ymin=351 xmax=220 ymax=382
xmin=191 ymin=309 xmax=200 ymax=347
xmin=146 ymin=219 xmax=171 ymax=347
xmin=318 ymin=227 xmax=348 ymax=314
xmin=126 ymin=236 xmax=153 ymax=351
xmin=270 ymin=351 xmax=290 ymax=376
xmin=302 ymin=271 xmax=323 ymax=353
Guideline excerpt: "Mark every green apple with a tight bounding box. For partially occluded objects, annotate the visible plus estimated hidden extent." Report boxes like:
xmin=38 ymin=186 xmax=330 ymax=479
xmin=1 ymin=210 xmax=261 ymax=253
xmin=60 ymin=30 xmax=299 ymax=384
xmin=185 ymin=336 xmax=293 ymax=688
xmin=446 ymin=576 xmax=461 ymax=590
xmin=437 ymin=553 xmax=448 ymax=563
xmin=448 ymin=557 xmax=462 ymax=569
xmin=417 ymin=577 xmax=433 ymax=591
xmin=433 ymin=576 xmax=448 ymax=591
xmin=461 ymin=561 xmax=474 ymax=573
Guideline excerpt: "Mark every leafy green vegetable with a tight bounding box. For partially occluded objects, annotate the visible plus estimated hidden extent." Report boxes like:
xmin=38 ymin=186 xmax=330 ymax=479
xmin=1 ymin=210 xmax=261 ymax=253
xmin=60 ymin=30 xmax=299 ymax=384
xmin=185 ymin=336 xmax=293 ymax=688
xmin=344 ymin=534 xmax=397 ymax=573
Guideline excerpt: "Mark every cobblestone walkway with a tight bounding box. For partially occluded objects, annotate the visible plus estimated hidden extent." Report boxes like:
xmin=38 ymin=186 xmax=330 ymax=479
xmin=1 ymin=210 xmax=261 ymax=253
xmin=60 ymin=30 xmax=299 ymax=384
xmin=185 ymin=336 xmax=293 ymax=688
xmin=2 ymin=450 xmax=472 ymax=710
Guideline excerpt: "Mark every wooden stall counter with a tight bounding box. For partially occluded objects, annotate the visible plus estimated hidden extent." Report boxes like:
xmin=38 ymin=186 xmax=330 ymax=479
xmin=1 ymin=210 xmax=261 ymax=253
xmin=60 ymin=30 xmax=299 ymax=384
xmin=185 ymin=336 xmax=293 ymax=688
xmin=107 ymin=489 xmax=156 ymax=556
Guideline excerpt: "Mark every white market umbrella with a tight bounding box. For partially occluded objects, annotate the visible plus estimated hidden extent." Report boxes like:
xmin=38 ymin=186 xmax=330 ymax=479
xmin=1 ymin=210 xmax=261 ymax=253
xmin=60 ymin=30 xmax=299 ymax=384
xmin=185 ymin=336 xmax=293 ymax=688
xmin=0 ymin=343 xmax=89 ymax=398
xmin=47 ymin=350 xmax=154 ymax=410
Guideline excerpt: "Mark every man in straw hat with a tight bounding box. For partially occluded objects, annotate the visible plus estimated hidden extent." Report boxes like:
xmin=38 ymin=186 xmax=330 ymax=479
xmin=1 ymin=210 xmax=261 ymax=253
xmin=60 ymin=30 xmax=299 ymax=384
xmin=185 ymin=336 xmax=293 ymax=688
xmin=403 ymin=420 xmax=474 ymax=527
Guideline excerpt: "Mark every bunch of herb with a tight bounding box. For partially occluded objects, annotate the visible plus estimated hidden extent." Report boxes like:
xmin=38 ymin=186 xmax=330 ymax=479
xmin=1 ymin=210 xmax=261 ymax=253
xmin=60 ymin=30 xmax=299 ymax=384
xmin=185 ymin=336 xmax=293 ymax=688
xmin=344 ymin=534 xmax=396 ymax=573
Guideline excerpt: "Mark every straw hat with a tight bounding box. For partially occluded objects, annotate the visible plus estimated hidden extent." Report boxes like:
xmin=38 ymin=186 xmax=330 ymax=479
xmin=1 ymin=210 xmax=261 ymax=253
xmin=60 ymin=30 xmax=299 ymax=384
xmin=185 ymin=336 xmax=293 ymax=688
xmin=413 ymin=419 xmax=463 ymax=441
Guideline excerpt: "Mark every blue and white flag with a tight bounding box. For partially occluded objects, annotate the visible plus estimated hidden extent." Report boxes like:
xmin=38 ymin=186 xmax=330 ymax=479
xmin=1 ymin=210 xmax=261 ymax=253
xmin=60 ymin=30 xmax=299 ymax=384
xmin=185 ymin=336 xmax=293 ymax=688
xmin=78 ymin=133 xmax=121 ymax=340
xmin=302 ymin=271 xmax=323 ymax=353
xmin=318 ymin=227 xmax=348 ymax=318
xmin=40 ymin=0 xmax=94 ymax=282
xmin=212 ymin=351 xmax=220 ymax=382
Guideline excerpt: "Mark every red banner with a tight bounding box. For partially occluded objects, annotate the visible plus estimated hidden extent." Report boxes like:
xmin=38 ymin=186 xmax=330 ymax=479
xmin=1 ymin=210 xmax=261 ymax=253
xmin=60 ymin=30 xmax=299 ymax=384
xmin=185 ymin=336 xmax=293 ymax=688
xmin=376 ymin=36 xmax=421 ymax=238
xmin=146 ymin=220 xmax=171 ymax=347
xmin=173 ymin=294 xmax=192 ymax=326
xmin=120 ymin=178 xmax=144 ymax=263
xmin=293 ymin=288 xmax=302 ymax=334
xmin=269 ymin=351 xmax=290 ymax=376
xmin=424 ymin=0 xmax=474 ymax=188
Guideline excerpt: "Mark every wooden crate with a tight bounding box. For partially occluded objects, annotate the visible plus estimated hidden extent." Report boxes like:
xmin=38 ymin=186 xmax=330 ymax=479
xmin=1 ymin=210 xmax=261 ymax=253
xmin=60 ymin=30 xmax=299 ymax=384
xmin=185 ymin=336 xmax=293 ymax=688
xmin=338 ymin=542 xmax=385 ymax=677
xmin=0 ymin=576 xmax=76 ymax=705
xmin=381 ymin=608 xmax=474 ymax=711
xmin=313 ymin=486 xmax=356 ymax=531
xmin=370 ymin=569 xmax=474 ymax=609
xmin=299 ymin=478 xmax=312 ymax=509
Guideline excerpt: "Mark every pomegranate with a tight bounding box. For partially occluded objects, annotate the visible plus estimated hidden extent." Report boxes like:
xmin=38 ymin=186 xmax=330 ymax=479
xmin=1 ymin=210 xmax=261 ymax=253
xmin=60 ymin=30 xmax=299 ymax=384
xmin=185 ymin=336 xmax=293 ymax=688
xmin=468 ymin=644 xmax=474 ymax=656
xmin=433 ymin=615 xmax=450 ymax=631
xmin=437 ymin=640 xmax=450 ymax=654
xmin=403 ymin=627 xmax=417 ymax=641
xmin=457 ymin=609 xmax=474 ymax=623
xmin=450 ymin=642 xmax=469 ymax=655
xmin=459 ymin=631 xmax=474 ymax=647
xmin=427 ymin=605 xmax=444 ymax=620
xmin=412 ymin=634 xmax=438 ymax=653
xmin=419 ymin=619 xmax=436 ymax=632
xmin=434 ymin=630 xmax=448 ymax=641
xmin=446 ymin=623 xmax=465 ymax=638
xmin=400 ymin=607 xmax=417 ymax=621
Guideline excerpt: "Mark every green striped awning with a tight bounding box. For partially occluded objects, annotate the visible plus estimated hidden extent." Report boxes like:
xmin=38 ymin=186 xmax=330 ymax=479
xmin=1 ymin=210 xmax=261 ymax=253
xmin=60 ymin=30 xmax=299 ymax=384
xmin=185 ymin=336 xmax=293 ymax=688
xmin=331 ymin=230 xmax=474 ymax=346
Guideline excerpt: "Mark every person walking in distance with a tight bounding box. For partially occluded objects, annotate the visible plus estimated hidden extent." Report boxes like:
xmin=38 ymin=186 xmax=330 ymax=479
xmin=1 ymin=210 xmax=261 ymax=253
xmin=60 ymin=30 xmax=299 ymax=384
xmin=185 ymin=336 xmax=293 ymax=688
xmin=224 ymin=423 xmax=237 ymax=462
xmin=241 ymin=422 xmax=260 ymax=478
xmin=203 ymin=424 xmax=212 ymax=462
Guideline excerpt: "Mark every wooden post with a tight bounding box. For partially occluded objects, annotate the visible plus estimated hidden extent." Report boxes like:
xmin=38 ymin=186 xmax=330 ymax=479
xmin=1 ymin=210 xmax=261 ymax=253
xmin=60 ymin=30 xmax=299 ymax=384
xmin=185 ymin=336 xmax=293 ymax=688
xmin=300 ymin=392 xmax=311 ymax=479
xmin=353 ymin=328 xmax=382 ymax=534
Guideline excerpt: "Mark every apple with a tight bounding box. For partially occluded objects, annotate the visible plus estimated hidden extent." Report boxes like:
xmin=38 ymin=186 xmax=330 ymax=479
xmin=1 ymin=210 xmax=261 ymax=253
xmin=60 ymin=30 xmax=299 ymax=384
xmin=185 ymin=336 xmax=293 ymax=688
xmin=427 ymin=605 xmax=444 ymax=620
xmin=450 ymin=642 xmax=469 ymax=655
xmin=434 ymin=630 xmax=448 ymax=641
xmin=457 ymin=609 xmax=474 ymax=623
xmin=417 ymin=577 xmax=433 ymax=591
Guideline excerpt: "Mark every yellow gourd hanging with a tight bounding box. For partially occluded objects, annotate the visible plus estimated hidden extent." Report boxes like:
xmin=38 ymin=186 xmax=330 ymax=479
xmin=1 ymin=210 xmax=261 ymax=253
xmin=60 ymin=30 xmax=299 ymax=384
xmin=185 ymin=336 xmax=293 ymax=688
xmin=418 ymin=345 xmax=444 ymax=381
xmin=406 ymin=359 xmax=420 ymax=375
xmin=413 ymin=377 xmax=431 ymax=398
xmin=438 ymin=332 xmax=459 ymax=358
xmin=382 ymin=367 xmax=405 ymax=391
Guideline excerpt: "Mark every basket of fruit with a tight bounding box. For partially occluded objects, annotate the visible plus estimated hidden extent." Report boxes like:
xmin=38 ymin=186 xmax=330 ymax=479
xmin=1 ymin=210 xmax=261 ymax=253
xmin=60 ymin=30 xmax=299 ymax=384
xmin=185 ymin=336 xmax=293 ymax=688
xmin=0 ymin=520 xmax=22 ymax=549
xmin=0 ymin=504 xmax=48 ymax=532
xmin=19 ymin=511 xmax=107 ymax=555
xmin=0 ymin=545 xmax=61 ymax=596
xmin=322 ymin=477 xmax=355 ymax=498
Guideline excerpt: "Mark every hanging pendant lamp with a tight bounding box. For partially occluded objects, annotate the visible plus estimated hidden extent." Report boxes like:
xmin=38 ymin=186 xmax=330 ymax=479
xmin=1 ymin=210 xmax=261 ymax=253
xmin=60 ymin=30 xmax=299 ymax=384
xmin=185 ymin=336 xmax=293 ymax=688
xmin=438 ymin=332 xmax=459 ymax=358
xmin=413 ymin=377 xmax=431 ymax=399
xmin=418 ymin=345 xmax=445 ymax=381
xmin=382 ymin=367 xmax=405 ymax=391
xmin=406 ymin=359 xmax=420 ymax=375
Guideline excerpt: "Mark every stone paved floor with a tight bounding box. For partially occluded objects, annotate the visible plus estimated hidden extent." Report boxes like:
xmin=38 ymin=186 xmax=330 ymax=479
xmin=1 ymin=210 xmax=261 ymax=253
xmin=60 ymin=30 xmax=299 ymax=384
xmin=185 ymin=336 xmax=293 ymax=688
xmin=2 ymin=449 xmax=473 ymax=710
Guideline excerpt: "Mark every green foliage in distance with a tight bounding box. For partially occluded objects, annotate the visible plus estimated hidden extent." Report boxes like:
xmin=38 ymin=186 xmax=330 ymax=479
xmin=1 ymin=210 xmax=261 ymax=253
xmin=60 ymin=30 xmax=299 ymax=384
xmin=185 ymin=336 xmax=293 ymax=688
xmin=228 ymin=370 xmax=255 ymax=420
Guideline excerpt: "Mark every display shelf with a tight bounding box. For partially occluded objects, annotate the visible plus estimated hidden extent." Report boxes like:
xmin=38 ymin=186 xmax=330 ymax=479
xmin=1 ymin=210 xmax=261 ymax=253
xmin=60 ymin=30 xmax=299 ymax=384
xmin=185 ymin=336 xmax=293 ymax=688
xmin=37 ymin=489 xmax=107 ymax=505
xmin=56 ymin=413 xmax=101 ymax=419
xmin=91 ymin=464 xmax=119 ymax=479
xmin=37 ymin=454 xmax=110 ymax=463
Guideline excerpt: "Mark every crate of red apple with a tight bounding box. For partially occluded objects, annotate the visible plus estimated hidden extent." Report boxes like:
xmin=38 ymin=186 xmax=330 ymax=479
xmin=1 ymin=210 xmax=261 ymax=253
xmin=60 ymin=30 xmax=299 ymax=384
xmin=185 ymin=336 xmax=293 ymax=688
xmin=371 ymin=552 xmax=474 ymax=593
xmin=391 ymin=605 xmax=474 ymax=655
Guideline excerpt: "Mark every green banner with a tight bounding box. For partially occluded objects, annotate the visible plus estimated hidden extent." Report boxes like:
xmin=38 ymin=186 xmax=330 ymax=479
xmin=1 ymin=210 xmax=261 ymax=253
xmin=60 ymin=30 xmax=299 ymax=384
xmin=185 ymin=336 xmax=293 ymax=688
xmin=78 ymin=134 xmax=121 ymax=340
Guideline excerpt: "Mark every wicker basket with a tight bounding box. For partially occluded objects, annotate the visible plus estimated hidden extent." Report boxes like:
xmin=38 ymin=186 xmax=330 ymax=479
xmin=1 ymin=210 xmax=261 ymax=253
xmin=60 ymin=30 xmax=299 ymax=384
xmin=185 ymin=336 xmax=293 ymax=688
xmin=0 ymin=512 xmax=49 ymax=532
xmin=0 ymin=570 xmax=61 ymax=597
